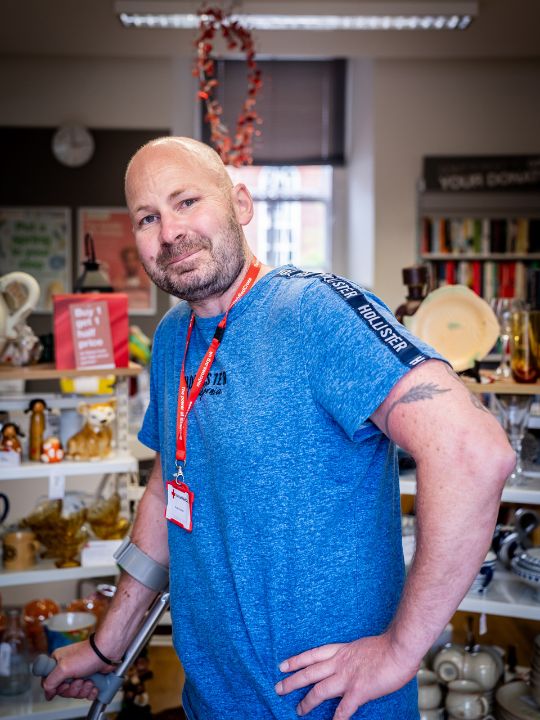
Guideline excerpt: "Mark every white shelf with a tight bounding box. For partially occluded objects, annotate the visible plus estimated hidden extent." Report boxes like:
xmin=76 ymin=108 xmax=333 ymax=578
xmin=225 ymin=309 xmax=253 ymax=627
xmin=0 ymin=677 xmax=121 ymax=720
xmin=459 ymin=568 xmax=540 ymax=621
xmin=0 ymin=451 xmax=138 ymax=481
xmin=0 ymin=559 xmax=117 ymax=588
xmin=399 ymin=469 xmax=540 ymax=505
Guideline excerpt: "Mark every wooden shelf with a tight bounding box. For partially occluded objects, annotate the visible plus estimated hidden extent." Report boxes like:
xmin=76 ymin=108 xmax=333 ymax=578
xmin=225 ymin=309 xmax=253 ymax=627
xmin=0 ymin=362 xmax=141 ymax=381
xmin=465 ymin=375 xmax=540 ymax=395
xmin=0 ymin=677 xmax=120 ymax=720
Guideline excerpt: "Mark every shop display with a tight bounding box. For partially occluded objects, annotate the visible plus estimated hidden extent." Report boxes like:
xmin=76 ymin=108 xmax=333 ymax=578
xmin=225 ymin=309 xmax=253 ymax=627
xmin=23 ymin=598 xmax=60 ymax=654
xmin=408 ymin=285 xmax=499 ymax=371
xmin=511 ymin=310 xmax=540 ymax=383
xmin=0 ymin=271 xmax=41 ymax=366
xmin=0 ymin=608 xmax=32 ymax=696
xmin=0 ymin=422 xmax=24 ymax=455
xmin=2 ymin=529 xmax=39 ymax=571
xmin=67 ymin=583 xmax=116 ymax=626
xmin=495 ymin=395 xmax=533 ymax=486
xmin=24 ymin=398 xmax=50 ymax=462
xmin=43 ymin=611 xmax=96 ymax=654
xmin=40 ymin=436 xmax=64 ymax=463
xmin=511 ymin=548 xmax=540 ymax=601
xmin=491 ymin=298 xmax=525 ymax=379
xmin=395 ymin=265 xmax=430 ymax=327
xmin=21 ymin=498 xmax=89 ymax=568
xmin=66 ymin=400 xmax=116 ymax=461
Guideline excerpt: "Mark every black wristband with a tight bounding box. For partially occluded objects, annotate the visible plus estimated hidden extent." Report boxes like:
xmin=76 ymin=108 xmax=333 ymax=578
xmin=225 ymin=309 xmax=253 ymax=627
xmin=88 ymin=632 xmax=121 ymax=666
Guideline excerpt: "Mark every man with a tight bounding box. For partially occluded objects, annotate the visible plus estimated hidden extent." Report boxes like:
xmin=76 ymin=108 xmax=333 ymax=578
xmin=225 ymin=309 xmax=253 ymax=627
xmin=43 ymin=137 xmax=514 ymax=720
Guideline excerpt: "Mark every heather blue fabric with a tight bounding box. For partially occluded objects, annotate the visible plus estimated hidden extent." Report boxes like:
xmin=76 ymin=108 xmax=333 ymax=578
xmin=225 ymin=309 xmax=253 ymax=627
xmin=139 ymin=266 xmax=442 ymax=719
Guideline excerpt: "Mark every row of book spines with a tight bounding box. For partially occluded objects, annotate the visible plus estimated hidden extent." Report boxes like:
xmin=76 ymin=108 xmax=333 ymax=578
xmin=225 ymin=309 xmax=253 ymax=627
xmin=431 ymin=260 xmax=534 ymax=301
xmin=421 ymin=217 xmax=540 ymax=255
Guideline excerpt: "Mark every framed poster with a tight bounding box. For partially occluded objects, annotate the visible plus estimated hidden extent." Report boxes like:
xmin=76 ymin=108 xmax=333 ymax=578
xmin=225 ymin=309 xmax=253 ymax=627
xmin=0 ymin=207 xmax=71 ymax=313
xmin=78 ymin=207 xmax=156 ymax=315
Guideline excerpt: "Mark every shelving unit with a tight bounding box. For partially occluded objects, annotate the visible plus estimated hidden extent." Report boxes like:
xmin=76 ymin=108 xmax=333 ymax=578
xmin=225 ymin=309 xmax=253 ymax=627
xmin=0 ymin=363 xmax=142 ymax=720
xmin=417 ymin=190 xmax=540 ymax=302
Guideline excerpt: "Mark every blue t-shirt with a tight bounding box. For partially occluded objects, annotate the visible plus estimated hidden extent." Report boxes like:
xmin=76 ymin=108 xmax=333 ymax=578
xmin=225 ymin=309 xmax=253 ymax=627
xmin=139 ymin=266 xmax=441 ymax=720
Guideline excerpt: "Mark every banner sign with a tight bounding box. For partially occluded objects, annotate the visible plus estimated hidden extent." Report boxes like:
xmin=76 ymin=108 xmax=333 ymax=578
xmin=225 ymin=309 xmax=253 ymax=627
xmin=423 ymin=156 xmax=540 ymax=192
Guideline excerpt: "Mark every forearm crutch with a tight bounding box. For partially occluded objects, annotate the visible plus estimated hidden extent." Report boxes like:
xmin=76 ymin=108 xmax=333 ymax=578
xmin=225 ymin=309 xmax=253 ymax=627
xmin=33 ymin=537 xmax=170 ymax=720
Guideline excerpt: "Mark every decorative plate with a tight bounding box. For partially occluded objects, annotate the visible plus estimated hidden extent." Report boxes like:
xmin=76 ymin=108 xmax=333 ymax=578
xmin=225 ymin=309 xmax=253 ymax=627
xmin=408 ymin=285 xmax=499 ymax=371
xmin=496 ymin=681 xmax=540 ymax=719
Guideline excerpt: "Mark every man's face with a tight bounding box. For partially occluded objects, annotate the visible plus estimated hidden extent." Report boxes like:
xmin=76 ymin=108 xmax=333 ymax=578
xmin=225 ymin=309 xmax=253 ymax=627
xmin=126 ymin=145 xmax=247 ymax=303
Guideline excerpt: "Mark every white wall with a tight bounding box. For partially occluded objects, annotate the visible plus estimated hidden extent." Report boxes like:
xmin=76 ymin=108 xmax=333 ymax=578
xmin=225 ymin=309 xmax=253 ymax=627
xmin=372 ymin=58 xmax=540 ymax=310
xmin=3 ymin=54 xmax=540 ymax=311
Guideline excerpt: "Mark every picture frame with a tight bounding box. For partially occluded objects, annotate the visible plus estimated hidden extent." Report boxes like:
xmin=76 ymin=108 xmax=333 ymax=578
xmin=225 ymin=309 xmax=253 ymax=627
xmin=0 ymin=206 xmax=71 ymax=313
xmin=78 ymin=207 xmax=156 ymax=315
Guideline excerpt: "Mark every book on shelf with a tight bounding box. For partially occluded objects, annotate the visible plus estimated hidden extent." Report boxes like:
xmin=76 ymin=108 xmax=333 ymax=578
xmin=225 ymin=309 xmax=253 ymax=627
xmin=431 ymin=259 xmax=530 ymax=302
xmin=422 ymin=216 xmax=539 ymax=256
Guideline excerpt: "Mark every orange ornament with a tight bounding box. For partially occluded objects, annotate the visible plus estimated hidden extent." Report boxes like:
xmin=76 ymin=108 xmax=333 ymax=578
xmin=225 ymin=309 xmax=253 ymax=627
xmin=194 ymin=5 xmax=263 ymax=167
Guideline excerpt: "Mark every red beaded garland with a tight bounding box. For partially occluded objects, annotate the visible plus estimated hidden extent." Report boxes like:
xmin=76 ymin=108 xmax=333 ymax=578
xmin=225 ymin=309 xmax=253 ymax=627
xmin=193 ymin=5 xmax=263 ymax=167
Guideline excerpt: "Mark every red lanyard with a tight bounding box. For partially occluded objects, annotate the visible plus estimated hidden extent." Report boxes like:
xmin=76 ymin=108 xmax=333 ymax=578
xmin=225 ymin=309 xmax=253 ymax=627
xmin=174 ymin=258 xmax=261 ymax=467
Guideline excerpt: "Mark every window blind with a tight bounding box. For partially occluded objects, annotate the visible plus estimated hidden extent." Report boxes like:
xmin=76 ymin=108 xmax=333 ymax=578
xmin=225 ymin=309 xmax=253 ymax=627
xmin=201 ymin=59 xmax=346 ymax=165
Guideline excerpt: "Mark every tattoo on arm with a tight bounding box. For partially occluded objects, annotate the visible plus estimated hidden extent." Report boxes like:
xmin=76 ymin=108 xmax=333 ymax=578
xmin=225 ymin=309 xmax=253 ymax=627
xmin=384 ymin=382 xmax=451 ymax=436
xmin=442 ymin=363 xmax=490 ymax=415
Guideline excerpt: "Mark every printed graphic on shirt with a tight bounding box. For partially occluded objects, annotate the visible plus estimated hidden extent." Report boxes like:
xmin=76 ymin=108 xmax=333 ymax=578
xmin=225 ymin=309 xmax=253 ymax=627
xmin=185 ymin=370 xmax=227 ymax=397
xmin=276 ymin=267 xmax=429 ymax=368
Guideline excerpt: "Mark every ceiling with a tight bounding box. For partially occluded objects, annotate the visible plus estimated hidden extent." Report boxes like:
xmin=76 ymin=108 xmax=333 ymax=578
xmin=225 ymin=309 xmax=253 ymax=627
xmin=1 ymin=0 xmax=540 ymax=61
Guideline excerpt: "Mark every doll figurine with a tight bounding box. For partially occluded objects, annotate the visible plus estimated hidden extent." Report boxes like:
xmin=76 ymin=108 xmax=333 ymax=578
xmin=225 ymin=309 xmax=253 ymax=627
xmin=25 ymin=398 xmax=50 ymax=462
xmin=0 ymin=422 xmax=25 ymax=454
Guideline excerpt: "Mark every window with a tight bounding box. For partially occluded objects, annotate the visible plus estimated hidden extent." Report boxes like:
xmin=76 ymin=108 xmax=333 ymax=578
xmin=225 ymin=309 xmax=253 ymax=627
xmin=228 ymin=165 xmax=333 ymax=271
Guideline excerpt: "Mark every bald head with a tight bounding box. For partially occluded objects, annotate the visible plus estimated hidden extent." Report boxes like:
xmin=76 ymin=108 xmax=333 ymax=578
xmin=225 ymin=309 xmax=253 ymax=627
xmin=125 ymin=136 xmax=233 ymax=202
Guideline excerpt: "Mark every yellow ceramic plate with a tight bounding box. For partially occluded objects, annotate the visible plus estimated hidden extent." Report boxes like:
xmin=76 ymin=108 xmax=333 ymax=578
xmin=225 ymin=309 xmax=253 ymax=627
xmin=408 ymin=285 xmax=499 ymax=371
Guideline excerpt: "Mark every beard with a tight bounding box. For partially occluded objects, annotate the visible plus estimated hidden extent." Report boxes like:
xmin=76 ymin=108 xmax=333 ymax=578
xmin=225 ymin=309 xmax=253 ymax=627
xmin=141 ymin=217 xmax=246 ymax=303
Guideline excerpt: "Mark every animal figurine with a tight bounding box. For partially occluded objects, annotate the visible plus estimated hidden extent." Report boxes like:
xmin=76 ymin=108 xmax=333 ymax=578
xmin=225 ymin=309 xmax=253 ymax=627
xmin=25 ymin=398 xmax=50 ymax=461
xmin=0 ymin=422 xmax=25 ymax=454
xmin=66 ymin=401 xmax=116 ymax=461
xmin=40 ymin=437 xmax=64 ymax=463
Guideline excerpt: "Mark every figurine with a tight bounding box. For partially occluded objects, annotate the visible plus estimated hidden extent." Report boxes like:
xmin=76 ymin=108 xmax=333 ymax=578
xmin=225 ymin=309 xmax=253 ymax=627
xmin=66 ymin=401 xmax=116 ymax=461
xmin=25 ymin=398 xmax=50 ymax=462
xmin=40 ymin=437 xmax=64 ymax=464
xmin=0 ymin=423 xmax=25 ymax=454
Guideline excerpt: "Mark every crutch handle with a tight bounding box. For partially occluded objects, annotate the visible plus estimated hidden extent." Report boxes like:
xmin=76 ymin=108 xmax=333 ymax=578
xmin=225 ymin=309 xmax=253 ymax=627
xmin=32 ymin=655 xmax=124 ymax=704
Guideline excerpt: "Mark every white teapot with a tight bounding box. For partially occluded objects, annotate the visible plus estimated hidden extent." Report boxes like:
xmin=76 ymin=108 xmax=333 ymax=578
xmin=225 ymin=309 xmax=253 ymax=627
xmin=0 ymin=272 xmax=40 ymax=355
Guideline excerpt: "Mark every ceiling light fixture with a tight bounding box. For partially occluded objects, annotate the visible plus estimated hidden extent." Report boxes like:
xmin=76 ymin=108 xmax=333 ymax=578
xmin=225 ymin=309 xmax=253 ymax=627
xmin=114 ymin=1 xmax=478 ymax=31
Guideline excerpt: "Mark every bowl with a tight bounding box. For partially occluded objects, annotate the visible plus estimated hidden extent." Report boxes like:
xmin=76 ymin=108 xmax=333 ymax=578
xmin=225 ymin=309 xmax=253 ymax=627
xmin=44 ymin=611 xmax=96 ymax=653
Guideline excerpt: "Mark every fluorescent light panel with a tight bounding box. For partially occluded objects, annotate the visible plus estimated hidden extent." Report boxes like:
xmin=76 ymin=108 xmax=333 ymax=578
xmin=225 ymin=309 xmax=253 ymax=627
xmin=115 ymin=2 xmax=477 ymax=31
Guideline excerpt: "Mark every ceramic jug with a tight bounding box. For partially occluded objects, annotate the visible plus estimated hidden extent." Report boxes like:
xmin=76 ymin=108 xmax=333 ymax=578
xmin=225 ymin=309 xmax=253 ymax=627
xmin=0 ymin=272 xmax=40 ymax=354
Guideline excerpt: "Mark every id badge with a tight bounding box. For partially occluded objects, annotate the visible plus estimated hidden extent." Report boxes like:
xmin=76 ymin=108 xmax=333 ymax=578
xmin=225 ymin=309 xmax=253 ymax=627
xmin=165 ymin=481 xmax=194 ymax=532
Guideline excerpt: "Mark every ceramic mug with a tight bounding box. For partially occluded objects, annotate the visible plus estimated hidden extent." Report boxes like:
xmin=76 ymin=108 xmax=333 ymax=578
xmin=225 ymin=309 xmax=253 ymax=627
xmin=2 ymin=529 xmax=39 ymax=570
xmin=433 ymin=644 xmax=465 ymax=684
xmin=417 ymin=669 xmax=443 ymax=711
xmin=420 ymin=709 xmax=444 ymax=720
xmin=446 ymin=679 xmax=490 ymax=720
xmin=463 ymin=649 xmax=501 ymax=691
xmin=44 ymin=611 xmax=96 ymax=654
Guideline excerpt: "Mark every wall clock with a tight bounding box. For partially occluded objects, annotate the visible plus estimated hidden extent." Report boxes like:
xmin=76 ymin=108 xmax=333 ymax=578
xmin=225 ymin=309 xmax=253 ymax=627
xmin=52 ymin=124 xmax=95 ymax=167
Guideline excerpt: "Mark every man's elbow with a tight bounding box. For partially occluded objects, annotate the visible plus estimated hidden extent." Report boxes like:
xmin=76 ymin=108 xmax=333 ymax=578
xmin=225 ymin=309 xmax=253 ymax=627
xmin=469 ymin=432 xmax=515 ymax=493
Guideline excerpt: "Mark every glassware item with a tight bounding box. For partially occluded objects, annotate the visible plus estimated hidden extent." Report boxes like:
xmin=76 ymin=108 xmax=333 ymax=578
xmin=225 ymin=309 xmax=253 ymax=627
xmin=23 ymin=598 xmax=60 ymax=654
xmin=495 ymin=394 xmax=533 ymax=486
xmin=490 ymin=298 xmax=524 ymax=379
xmin=511 ymin=310 xmax=540 ymax=383
xmin=0 ymin=608 xmax=32 ymax=695
xmin=67 ymin=583 xmax=116 ymax=628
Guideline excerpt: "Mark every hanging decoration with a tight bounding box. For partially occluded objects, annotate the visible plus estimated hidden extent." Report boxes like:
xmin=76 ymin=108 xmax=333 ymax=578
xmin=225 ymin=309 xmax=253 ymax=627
xmin=193 ymin=5 xmax=263 ymax=167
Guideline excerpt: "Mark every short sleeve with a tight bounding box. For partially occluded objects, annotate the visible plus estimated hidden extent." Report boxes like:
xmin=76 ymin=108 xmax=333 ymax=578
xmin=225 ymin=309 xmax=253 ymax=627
xmin=299 ymin=281 xmax=445 ymax=441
